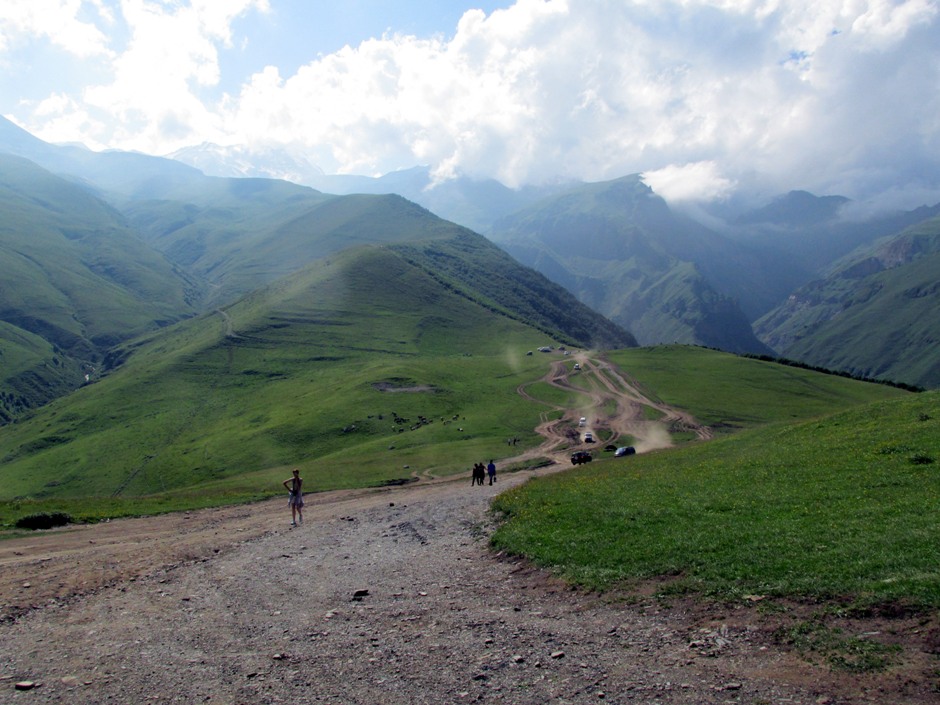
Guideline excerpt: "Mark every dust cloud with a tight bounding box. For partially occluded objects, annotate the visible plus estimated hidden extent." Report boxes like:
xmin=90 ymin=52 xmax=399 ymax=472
xmin=633 ymin=422 xmax=672 ymax=454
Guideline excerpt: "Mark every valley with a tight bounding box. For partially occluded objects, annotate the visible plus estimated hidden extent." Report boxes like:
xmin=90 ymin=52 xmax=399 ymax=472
xmin=1 ymin=11 xmax=938 ymax=702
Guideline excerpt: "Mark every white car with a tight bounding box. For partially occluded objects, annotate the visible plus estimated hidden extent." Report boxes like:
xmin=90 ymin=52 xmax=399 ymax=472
xmin=583 ymin=432 xmax=594 ymax=443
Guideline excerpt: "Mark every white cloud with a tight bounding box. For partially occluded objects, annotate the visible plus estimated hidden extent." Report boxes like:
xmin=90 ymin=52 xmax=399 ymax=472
xmin=642 ymin=161 xmax=736 ymax=202
xmin=4 ymin=0 xmax=268 ymax=152
xmin=0 ymin=0 xmax=113 ymax=57
xmin=4 ymin=0 xmax=940 ymax=205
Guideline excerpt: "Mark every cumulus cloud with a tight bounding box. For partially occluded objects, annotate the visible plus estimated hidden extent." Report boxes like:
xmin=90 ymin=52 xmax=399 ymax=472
xmin=642 ymin=162 xmax=736 ymax=202
xmin=3 ymin=0 xmax=940 ymax=206
xmin=4 ymin=0 xmax=267 ymax=151
xmin=0 ymin=0 xmax=113 ymax=57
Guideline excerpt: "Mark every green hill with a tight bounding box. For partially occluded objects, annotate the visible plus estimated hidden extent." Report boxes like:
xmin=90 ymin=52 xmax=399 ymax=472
xmin=756 ymin=216 xmax=940 ymax=388
xmin=0 ymin=239 xmax=629 ymax=520
xmin=0 ymin=154 xmax=203 ymax=418
xmin=124 ymin=184 xmax=489 ymax=304
xmin=121 ymin=175 xmax=633 ymax=347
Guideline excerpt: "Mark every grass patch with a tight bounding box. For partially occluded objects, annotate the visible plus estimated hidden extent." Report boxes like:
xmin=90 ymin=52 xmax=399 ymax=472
xmin=491 ymin=390 xmax=940 ymax=606
xmin=774 ymin=620 xmax=902 ymax=672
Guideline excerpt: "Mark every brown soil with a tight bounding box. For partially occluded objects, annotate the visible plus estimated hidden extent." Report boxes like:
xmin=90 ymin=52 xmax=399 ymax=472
xmin=1 ymin=352 xmax=937 ymax=703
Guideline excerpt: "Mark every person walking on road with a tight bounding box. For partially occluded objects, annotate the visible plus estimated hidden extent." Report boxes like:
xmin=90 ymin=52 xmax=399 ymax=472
xmin=283 ymin=468 xmax=304 ymax=526
xmin=487 ymin=460 xmax=497 ymax=485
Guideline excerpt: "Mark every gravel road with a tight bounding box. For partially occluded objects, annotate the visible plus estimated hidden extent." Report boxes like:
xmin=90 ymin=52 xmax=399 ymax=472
xmin=4 ymin=469 xmax=932 ymax=704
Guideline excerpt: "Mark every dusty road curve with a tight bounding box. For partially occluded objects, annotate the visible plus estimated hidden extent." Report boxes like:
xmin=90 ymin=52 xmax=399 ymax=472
xmin=511 ymin=351 xmax=709 ymax=466
xmin=0 ymin=355 xmax=932 ymax=704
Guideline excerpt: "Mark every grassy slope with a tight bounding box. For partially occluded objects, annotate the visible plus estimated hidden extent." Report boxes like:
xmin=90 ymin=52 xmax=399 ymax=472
xmin=0 ymin=155 xmax=199 ymax=339
xmin=492 ymin=348 xmax=938 ymax=606
xmin=0 ymin=154 xmax=201 ymax=416
xmin=783 ymin=252 xmax=940 ymax=388
xmin=393 ymin=232 xmax=636 ymax=350
xmin=606 ymin=345 xmax=910 ymax=429
xmin=0 ymin=245 xmax=564 ymax=522
xmin=756 ymin=218 xmax=940 ymax=389
xmin=0 ymin=322 xmax=85 ymax=423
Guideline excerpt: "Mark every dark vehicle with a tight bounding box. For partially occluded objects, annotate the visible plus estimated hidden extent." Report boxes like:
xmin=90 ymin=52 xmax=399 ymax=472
xmin=614 ymin=446 xmax=636 ymax=457
xmin=571 ymin=450 xmax=593 ymax=465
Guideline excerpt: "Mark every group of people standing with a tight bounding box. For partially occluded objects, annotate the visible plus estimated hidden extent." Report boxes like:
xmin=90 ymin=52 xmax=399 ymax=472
xmin=471 ymin=460 xmax=497 ymax=486
xmin=284 ymin=457 xmax=499 ymax=526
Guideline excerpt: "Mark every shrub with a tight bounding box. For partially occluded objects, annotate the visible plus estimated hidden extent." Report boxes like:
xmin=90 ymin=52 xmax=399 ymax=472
xmin=14 ymin=511 xmax=73 ymax=530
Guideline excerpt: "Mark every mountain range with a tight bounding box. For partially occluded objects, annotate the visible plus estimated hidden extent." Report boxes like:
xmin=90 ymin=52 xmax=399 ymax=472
xmin=1 ymin=114 xmax=938 ymax=432
xmin=168 ymin=140 xmax=940 ymax=389
xmin=0 ymin=117 xmax=633 ymax=424
xmin=1 ymin=116 xmax=937 ymax=512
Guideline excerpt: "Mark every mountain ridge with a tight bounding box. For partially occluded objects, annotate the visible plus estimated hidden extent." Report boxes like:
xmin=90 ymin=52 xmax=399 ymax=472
xmin=755 ymin=215 xmax=940 ymax=388
xmin=488 ymin=175 xmax=778 ymax=354
xmin=0 ymin=130 xmax=634 ymax=420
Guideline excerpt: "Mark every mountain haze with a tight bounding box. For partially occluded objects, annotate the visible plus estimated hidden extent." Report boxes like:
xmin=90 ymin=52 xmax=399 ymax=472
xmin=0 ymin=153 xmax=201 ymax=420
xmin=488 ymin=176 xmax=781 ymax=354
xmin=723 ymin=190 xmax=940 ymax=275
xmin=756 ymin=216 xmax=940 ymax=388
xmin=0 ymin=120 xmax=634 ymax=422
xmin=167 ymin=143 xmax=568 ymax=234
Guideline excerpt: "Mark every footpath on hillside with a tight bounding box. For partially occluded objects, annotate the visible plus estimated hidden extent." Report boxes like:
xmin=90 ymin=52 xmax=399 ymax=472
xmin=0 ymin=353 xmax=934 ymax=704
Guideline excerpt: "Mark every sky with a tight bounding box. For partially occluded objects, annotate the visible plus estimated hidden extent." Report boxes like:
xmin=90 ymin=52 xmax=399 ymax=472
xmin=1 ymin=0 xmax=940 ymax=209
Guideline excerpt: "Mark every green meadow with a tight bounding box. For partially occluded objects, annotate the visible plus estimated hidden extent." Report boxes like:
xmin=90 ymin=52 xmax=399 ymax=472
xmin=491 ymin=348 xmax=939 ymax=608
xmin=607 ymin=345 xmax=912 ymax=429
xmin=0 ymin=246 xmax=560 ymax=526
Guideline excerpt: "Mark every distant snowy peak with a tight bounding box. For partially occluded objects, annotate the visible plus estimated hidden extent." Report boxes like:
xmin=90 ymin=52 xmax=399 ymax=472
xmin=167 ymin=142 xmax=325 ymax=184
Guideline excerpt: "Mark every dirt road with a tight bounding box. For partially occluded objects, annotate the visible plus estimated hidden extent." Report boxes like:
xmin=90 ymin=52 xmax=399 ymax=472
xmin=1 ymin=353 xmax=935 ymax=703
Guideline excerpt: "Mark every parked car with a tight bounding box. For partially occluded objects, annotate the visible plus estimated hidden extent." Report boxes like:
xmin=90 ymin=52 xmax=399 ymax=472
xmin=578 ymin=417 xmax=587 ymax=427
xmin=571 ymin=450 xmax=593 ymax=465
xmin=583 ymin=432 xmax=594 ymax=443
xmin=614 ymin=446 xmax=636 ymax=457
